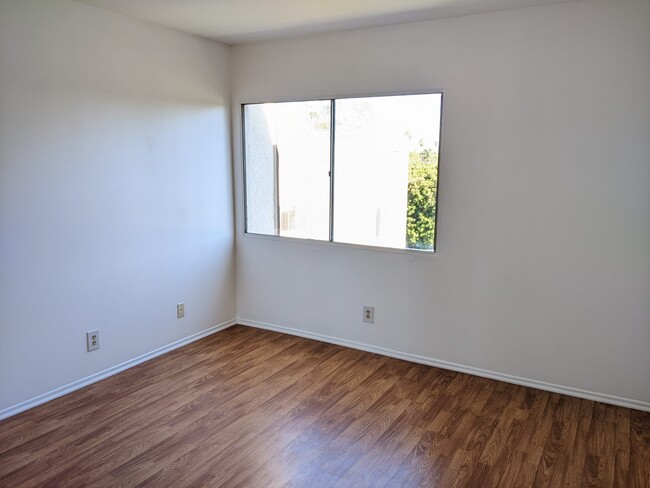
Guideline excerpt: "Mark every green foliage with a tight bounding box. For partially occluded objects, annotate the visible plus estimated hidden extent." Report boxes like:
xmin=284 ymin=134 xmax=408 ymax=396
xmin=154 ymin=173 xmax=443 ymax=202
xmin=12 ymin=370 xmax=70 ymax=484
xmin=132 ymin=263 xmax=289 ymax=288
xmin=406 ymin=149 xmax=438 ymax=249
xmin=308 ymin=108 xmax=330 ymax=131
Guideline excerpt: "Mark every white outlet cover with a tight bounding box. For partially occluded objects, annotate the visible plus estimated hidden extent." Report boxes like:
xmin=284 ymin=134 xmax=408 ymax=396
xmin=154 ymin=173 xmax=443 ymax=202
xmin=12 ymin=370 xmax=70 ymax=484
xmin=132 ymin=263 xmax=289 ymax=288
xmin=363 ymin=306 xmax=374 ymax=324
xmin=86 ymin=330 xmax=100 ymax=352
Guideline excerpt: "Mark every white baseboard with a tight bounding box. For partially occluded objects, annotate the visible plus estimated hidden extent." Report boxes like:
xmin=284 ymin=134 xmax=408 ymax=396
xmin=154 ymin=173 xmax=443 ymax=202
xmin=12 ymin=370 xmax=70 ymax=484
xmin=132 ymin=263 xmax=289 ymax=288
xmin=237 ymin=318 xmax=650 ymax=412
xmin=0 ymin=319 xmax=237 ymax=421
xmin=4 ymin=317 xmax=647 ymax=420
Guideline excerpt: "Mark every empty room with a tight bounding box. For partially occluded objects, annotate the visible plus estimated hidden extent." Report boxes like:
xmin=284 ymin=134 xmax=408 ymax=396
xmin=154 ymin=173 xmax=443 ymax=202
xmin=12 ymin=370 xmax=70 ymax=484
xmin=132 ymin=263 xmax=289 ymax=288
xmin=0 ymin=0 xmax=648 ymax=486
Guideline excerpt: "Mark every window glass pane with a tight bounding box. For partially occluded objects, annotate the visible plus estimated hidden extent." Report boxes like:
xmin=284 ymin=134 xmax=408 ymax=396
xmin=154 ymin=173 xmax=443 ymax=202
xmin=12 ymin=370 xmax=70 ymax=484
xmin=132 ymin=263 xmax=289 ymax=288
xmin=333 ymin=94 xmax=441 ymax=250
xmin=244 ymin=101 xmax=331 ymax=240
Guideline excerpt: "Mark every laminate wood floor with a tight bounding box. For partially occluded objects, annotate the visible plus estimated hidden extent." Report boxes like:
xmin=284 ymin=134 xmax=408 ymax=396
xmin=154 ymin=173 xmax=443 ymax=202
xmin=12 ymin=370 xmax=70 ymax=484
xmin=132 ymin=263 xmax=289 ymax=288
xmin=1 ymin=325 xmax=648 ymax=487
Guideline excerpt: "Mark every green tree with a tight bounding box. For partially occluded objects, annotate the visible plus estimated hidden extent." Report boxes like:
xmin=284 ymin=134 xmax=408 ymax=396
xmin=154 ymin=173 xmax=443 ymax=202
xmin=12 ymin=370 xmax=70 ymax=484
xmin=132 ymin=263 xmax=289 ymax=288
xmin=406 ymin=149 xmax=438 ymax=249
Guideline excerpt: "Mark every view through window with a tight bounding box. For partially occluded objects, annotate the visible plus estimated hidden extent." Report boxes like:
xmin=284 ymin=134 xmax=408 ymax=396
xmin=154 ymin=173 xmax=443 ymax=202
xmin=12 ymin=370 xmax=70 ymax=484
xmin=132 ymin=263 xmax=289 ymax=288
xmin=243 ymin=93 xmax=442 ymax=251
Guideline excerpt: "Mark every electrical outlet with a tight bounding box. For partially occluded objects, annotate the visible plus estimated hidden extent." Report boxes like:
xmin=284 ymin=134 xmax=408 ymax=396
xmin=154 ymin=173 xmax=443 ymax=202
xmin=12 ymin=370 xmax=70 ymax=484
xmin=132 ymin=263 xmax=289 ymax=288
xmin=177 ymin=303 xmax=185 ymax=319
xmin=363 ymin=306 xmax=374 ymax=324
xmin=86 ymin=330 xmax=100 ymax=352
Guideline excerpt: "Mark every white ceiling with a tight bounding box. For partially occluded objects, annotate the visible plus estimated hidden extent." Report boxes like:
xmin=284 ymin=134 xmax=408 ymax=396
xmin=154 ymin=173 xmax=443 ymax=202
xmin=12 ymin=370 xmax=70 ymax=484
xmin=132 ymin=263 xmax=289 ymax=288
xmin=75 ymin=0 xmax=575 ymax=45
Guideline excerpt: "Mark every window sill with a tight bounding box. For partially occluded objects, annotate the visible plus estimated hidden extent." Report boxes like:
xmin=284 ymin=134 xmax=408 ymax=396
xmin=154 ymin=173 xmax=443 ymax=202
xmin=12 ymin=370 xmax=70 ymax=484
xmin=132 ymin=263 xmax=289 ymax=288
xmin=242 ymin=232 xmax=436 ymax=256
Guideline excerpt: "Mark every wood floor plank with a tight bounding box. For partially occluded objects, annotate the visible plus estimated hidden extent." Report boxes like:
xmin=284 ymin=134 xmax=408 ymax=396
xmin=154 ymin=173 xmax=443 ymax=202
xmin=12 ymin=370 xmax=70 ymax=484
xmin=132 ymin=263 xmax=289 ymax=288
xmin=0 ymin=325 xmax=648 ymax=488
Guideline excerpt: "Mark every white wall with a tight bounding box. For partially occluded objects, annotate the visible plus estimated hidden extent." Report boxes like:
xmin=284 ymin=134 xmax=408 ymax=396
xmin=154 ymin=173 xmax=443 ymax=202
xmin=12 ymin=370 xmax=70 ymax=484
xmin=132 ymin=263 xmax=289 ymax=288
xmin=0 ymin=0 xmax=235 ymax=412
xmin=233 ymin=0 xmax=650 ymax=406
